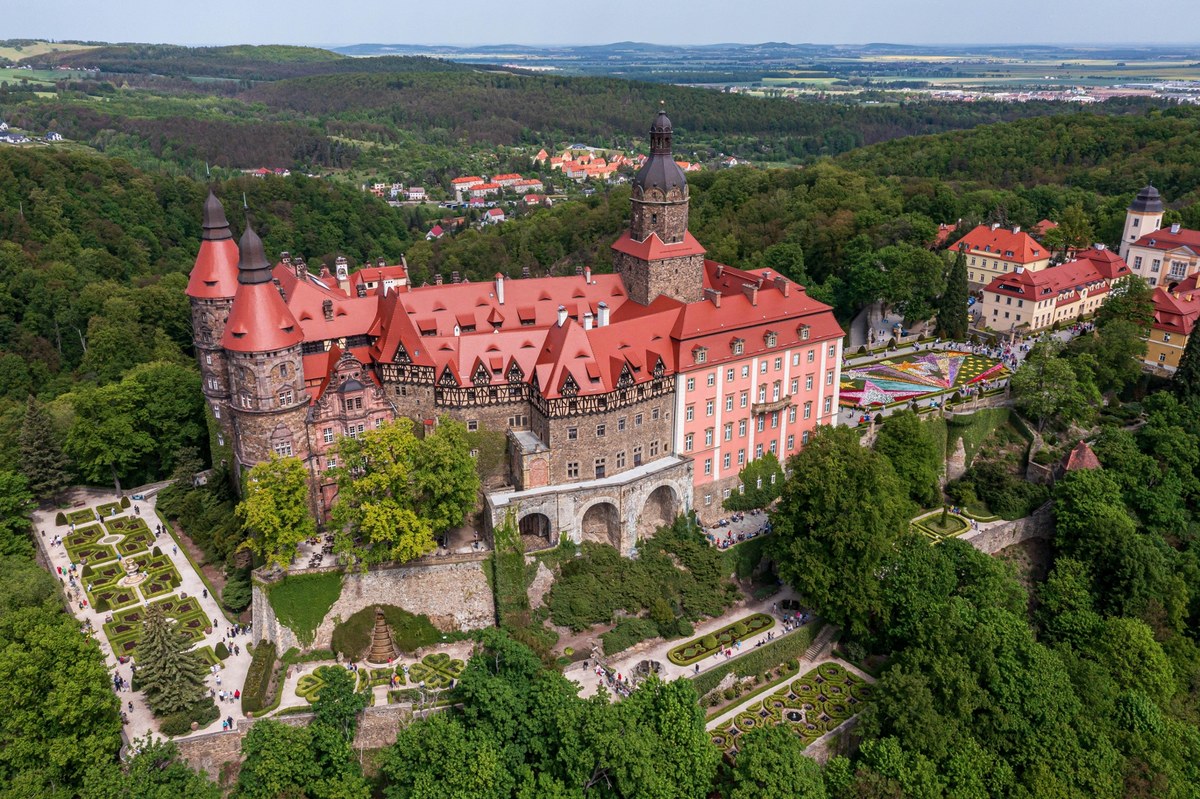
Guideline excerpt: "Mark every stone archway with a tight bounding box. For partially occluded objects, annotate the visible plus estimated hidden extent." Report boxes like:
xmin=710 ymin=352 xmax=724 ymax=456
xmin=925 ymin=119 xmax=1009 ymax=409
xmin=581 ymin=502 xmax=620 ymax=549
xmin=518 ymin=512 xmax=553 ymax=551
xmin=639 ymin=484 xmax=680 ymax=539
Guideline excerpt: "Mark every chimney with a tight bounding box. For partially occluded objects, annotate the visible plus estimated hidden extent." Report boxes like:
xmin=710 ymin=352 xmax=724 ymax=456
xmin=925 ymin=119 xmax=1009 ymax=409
xmin=1015 ymin=266 xmax=1024 ymax=274
xmin=584 ymin=266 xmax=592 ymax=283
xmin=583 ymin=311 xmax=594 ymax=330
xmin=556 ymin=305 xmax=568 ymax=327
xmin=334 ymin=256 xmax=350 ymax=294
xmin=356 ymin=284 xmax=367 ymax=298
xmin=272 ymin=277 xmax=286 ymax=300
xmin=742 ymin=282 xmax=759 ymax=306
xmin=451 ymin=270 xmax=461 ymax=284
xmin=1172 ymin=222 xmax=1182 ymax=234
xmin=704 ymin=287 xmax=722 ymax=308
xmin=322 ymin=299 xmax=333 ymax=321
xmin=575 ymin=264 xmax=584 ymax=276
xmin=280 ymin=251 xmax=292 ymax=265
xmin=1012 ymin=225 xmax=1021 ymax=234
xmin=773 ymin=276 xmax=790 ymax=296
xmin=521 ymin=265 xmax=531 ymax=279
xmin=715 ymin=264 xmax=724 ymax=279
xmin=377 ymin=258 xmax=386 ymax=267
xmin=597 ymin=301 xmax=610 ymax=327
xmin=318 ymin=264 xmax=332 ymax=280
xmin=434 ymin=273 xmax=443 ymax=286
xmin=991 ymin=222 xmax=1000 ymax=231
xmin=495 ymin=272 xmax=505 ymax=305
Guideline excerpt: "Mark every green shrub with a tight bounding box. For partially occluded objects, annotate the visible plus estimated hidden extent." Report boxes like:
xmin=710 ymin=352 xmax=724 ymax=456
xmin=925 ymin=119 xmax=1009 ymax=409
xmin=120 ymin=496 xmax=131 ymax=509
xmin=151 ymin=545 xmax=161 ymax=557
xmin=702 ymin=634 xmax=718 ymax=649
xmin=55 ymin=511 xmax=67 ymax=526
xmin=159 ymin=700 xmax=219 ymax=736
xmin=600 ymin=617 xmax=660 ymax=656
xmin=331 ymin=605 xmax=442 ymax=660
xmin=692 ymin=624 xmax=819 ymax=699
xmin=93 ymin=597 xmax=109 ymax=613
xmin=221 ymin=569 xmax=253 ymax=614
xmin=214 ymin=642 xmax=230 ymax=660
xmin=241 ymin=641 xmax=278 ymax=716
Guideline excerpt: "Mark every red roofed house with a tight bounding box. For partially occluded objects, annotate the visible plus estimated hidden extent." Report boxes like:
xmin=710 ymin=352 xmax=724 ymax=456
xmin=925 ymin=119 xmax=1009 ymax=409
xmin=469 ymin=182 xmax=501 ymax=198
xmin=483 ymin=207 xmax=506 ymax=225
xmin=951 ymin=223 xmax=1052 ymax=289
xmin=492 ymin=173 xmax=523 ymax=187
xmin=425 ymin=224 xmax=445 ymax=240
xmin=1144 ymin=273 xmax=1200 ymax=371
xmin=1061 ymin=440 xmax=1102 ymax=473
xmin=979 ymin=245 xmax=1131 ymax=333
xmin=187 ymin=110 xmax=844 ymax=554
xmin=1120 ymin=186 xmax=1200 ymax=288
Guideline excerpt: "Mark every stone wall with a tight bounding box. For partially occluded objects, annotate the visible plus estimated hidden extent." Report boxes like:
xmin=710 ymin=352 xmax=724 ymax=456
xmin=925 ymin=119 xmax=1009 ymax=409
xmin=613 ymin=250 xmax=706 ymax=305
xmin=253 ymin=557 xmax=495 ymax=653
xmin=174 ymin=703 xmax=425 ymax=785
xmin=960 ymin=502 xmax=1053 ymax=555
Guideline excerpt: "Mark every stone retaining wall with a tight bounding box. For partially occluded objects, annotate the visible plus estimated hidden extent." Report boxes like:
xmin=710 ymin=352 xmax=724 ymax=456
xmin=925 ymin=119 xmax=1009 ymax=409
xmin=960 ymin=502 xmax=1053 ymax=554
xmin=253 ymin=557 xmax=495 ymax=653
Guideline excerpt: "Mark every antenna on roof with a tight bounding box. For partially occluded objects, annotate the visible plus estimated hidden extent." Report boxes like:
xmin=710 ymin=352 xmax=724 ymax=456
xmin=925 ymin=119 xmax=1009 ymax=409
xmin=205 ymin=161 xmax=210 ymax=178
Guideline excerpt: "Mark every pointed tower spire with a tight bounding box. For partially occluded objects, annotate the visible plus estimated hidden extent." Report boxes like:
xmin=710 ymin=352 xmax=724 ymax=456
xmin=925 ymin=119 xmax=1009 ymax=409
xmin=237 ymin=224 xmax=274 ymax=285
xmin=201 ymin=191 xmax=233 ymax=241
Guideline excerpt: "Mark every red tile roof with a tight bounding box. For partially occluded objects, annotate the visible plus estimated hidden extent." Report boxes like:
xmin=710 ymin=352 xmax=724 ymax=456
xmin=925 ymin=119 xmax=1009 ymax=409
xmin=610 ymin=230 xmax=707 ymax=262
xmin=1063 ymin=440 xmax=1101 ymax=472
xmin=951 ymin=224 xmax=1048 ymax=263
xmin=1132 ymin=225 xmax=1200 ymax=253
xmin=983 ymin=250 xmax=1127 ymax=302
xmin=1150 ymin=273 xmax=1200 ymax=336
xmin=186 ymin=237 xmax=240 ymax=300
xmin=222 ymin=280 xmax=305 ymax=353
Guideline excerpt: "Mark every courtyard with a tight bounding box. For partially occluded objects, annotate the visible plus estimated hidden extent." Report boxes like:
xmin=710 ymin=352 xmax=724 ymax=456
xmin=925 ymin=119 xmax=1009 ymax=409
xmin=840 ymin=349 xmax=1009 ymax=408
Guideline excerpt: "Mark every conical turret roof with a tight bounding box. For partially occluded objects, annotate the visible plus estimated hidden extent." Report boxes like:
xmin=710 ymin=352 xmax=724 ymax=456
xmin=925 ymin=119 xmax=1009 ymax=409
xmin=202 ymin=191 xmax=233 ymax=241
xmin=1129 ymin=185 xmax=1164 ymax=214
xmin=186 ymin=191 xmax=239 ymax=300
xmin=221 ymin=222 xmax=304 ymax=353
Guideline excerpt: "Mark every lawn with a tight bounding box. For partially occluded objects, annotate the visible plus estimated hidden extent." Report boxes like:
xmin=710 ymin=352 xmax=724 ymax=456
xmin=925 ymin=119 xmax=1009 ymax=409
xmin=265 ymin=571 xmax=344 ymax=646
xmin=840 ymin=350 xmax=1009 ymax=408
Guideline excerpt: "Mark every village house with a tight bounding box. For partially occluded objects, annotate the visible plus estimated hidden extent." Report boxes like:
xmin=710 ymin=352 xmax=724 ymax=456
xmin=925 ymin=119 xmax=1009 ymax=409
xmin=952 ymin=223 xmax=1053 ymax=290
xmin=405 ymin=186 xmax=426 ymax=201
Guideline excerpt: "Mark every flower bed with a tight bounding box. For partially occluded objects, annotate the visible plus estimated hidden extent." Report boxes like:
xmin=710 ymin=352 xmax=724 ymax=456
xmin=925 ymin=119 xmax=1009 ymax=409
xmin=65 ymin=525 xmax=103 ymax=548
xmin=667 ymin=613 xmax=775 ymax=666
xmin=66 ymin=508 xmax=97 ymax=525
xmin=66 ymin=542 xmax=118 ymax=566
xmin=139 ymin=567 xmax=182 ymax=600
xmin=113 ymin=528 xmax=155 ymax=556
xmin=97 ymin=502 xmax=124 ymax=518
xmin=710 ymin=662 xmax=871 ymax=757
xmin=840 ymin=350 xmax=1009 ymax=408
xmin=103 ymin=597 xmax=210 ymax=657
xmin=407 ymin=652 xmax=465 ymax=689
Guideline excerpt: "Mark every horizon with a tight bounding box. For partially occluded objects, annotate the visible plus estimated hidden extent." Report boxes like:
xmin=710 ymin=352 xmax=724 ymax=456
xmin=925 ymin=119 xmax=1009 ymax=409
xmin=6 ymin=0 xmax=1200 ymax=49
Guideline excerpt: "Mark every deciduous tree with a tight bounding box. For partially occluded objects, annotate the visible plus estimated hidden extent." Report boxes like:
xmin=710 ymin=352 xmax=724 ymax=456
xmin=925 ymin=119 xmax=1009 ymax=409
xmin=236 ymin=455 xmax=316 ymax=570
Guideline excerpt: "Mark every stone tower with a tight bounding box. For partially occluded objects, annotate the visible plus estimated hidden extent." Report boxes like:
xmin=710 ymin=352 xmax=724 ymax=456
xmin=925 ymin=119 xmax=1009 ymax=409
xmin=612 ymin=108 xmax=707 ymax=306
xmin=1120 ymin=185 xmax=1164 ymax=261
xmin=186 ymin=191 xmax=240 ymax=448
xmin=220 ymin=223 xmax=310 ymax=475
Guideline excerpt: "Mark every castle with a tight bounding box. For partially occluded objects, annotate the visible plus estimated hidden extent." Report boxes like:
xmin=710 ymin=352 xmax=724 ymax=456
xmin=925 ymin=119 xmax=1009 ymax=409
xmin=187 ymin=110 xmax=845 ymax=554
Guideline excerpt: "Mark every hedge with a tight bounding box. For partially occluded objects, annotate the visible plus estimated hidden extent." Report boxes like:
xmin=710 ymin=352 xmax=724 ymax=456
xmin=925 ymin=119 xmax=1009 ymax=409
xmin=241 ymin=642 xmax=278 ymax=716
xmin=691 ymin=623 xmax=819 ymax=698
xmin=667 ymin=613 xmax=774 ymax=666
xmin=55 ymin=511 xmax=66 ymax=526
xmin=160 ymin=699 xmax=219 ymax=736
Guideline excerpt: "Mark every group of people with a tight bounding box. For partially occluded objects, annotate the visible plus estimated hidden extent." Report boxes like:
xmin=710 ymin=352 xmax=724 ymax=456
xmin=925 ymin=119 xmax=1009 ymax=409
xmin=595 ymin=665 xmax=633 ymax=698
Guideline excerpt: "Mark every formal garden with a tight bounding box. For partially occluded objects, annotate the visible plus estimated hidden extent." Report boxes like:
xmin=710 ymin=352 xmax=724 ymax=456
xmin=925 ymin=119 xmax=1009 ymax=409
xmin=840 ymin=350 xmax=1009 ymax=408
xmin=911 ymin=509 xmax=972 ymax=543
xmin=667 ymin=613 xmax=775 ymax=666
xmin=294 ymin=652 xmax=467 ymax=707
xmin=709 ymin=662 xmax=872 ymax=756
xmin=101 ymin=594 xmax=212 ymax=658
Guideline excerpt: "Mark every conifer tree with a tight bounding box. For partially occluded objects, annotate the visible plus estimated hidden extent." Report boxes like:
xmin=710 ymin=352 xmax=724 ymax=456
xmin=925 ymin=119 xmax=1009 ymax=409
xmin=136 ymin=606 xmax=210 ymax=717
xmin=18 ymin=396 xmax=71 ymax=501
xmin=1173 ymin=327 xmax=1200 ymax=406
xmin=935 ymin=250 xmax=969 ymax=341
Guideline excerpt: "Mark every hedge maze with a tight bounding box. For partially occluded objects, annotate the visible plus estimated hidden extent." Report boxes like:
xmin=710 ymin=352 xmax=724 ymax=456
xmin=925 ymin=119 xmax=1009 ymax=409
xmin=709 ymin=662 xmax=872 ymax=756
xmin=668 ymin=613 xmax=775 ymax=666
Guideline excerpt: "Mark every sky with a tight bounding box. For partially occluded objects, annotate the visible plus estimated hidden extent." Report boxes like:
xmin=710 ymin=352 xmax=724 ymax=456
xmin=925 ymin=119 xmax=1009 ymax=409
xmin=6 ymin=0 xmax=1200 ymax=47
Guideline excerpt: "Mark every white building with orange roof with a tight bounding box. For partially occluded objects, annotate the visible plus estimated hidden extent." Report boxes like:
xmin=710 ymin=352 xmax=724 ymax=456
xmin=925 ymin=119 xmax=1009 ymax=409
xmin=951 ymin=223 xmax=1053 ymax=289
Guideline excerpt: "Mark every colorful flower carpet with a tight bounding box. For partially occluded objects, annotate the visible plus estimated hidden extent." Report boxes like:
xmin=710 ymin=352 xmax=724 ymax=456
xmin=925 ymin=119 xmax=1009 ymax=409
xmin=840 ymin=350 xmax=1009 ymax=407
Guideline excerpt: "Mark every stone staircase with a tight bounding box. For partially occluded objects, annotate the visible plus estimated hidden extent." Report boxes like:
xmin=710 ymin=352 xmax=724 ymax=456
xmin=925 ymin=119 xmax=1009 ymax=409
xmin=804 ymin=623 xmax=838 ymax=661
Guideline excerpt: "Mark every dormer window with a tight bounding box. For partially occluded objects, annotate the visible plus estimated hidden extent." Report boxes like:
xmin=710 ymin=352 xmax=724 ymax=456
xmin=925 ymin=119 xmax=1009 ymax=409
xmin=764 ymin=331 xmax=778 ymax=348
xmin=798 ymin=325 xmax=810 ymax=341
xmin=693 ymin=346 xmax=708 ymax=365
xmin=731 ymin=338 xmax=745 ymax=356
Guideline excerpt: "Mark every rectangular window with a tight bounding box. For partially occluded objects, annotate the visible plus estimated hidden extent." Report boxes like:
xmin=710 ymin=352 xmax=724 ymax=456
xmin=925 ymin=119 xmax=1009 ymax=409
xmin=1152 ymin=259 xmax=1161 ymax=272
xmin=726 ymin=367 xmax=735 ymax=381
xmin=205 ymin=354 xmax=212 ymax=365
xmin=467 ymin=420 xmax=478 ymax=432
xmin=788 ymin=406 xmax=797 ymax=423
xmin=635 ymin=413 xmax=643 ymax=427
xmin=685 ymin=433 xmax=694 ymax=451
xmin=705 ymin=428 xmax=714 ymax=446
xmin=807 ymin=350 xmax=815 ymax=363
xmin=596 ymin=424 xmax=606 ymax=438
xmin=568 ymin=426 xmax=578 ymax=440
xmin=375 ymin=418 xmax=384 ymax=429
xmin=792 ymin=353 xmax=800 ymax=366
xmin=725 ymin=395 xmax=734 ymax=411
xmin=618 ymin=417 xmax=626 ymax=432
xmin=327 ymin=457 xmax=337 ymax=469
xmin=686 ymin=405 xmax=695 ymax=422
xmin=805 ymin=374 xmax=814 ymax=391
xmin=686 ymin=377 xmax=695 ymax=392
xmin=826 ymin=370 xmax=834 ymax=386
xmin=739 ymin=419 xmax=747 ymax=437
xmin=705 ymin=493 xmax=713 ymax=506
xmin=760 ymin=361 xmax=768 ymax=374
xmin=567 ymin=462 xmax=579 ymax=478
xmin=707 ymin=373 xmax=716 ymax=387
xmin=823 ymin=397 xmax=832 ymax=414
xmin=594 ymin=458 xmax=606 ymax=479
xmin=650 ymin=440 xmax=659 ymax=457
xmin=652 ymin=407 xmax=660 ymax=421
xmin=828 ymin=345 xmax=836 ymax=358
xmin=757 ymin=416 xmax=765 ymax=433
xmin=738 ymin=448 xmax=746 ymax=465
xmin=1134 ymin=256 xmax=1143 ymax=269
xmin=769 ymin=439 xmax=777 ymax=454
xmin=724 ymin=422 xmax=733 ymax=441
xmin=741 ymin=365 xmax=750 ymax=378
xmin=771 ymin=411 xmax=780 ymax=428
xmin=755 ymin=443 xmax=764 ymax=458
xmin=706 ymin=399 xmax=714 ymax=417
xmin=616 ymin=451 xmax=626 ymax=469
xmin=740 ymin=391 xmax=749 ymax=408
xmin=774 ymin=357 xmax=783 ymax=371
xmin=787 ymin=434 xmax=795 ymax=450
xmin=703 ymin=458 xmax=712 ymax=476
xmin=790 ymin=378 xmax=799 ymax=394
xmin=723 ymin=453 xmax=731 ymax=469
xmin=633 ymin=446 xmax=643 ymax=466
xmin=804 ymin=401 xmax=812 ymax=420
xmin=772 ymin=382 xmax=781 ymax=401
xmin=802 ymin=430 xmax=810 ymax=445
xmin=273 ymin=441 xmax=293 ymax=457
xmin=324 ymin=428 xmax=334 ymax=444
xmin=213 ymin=405 xmax=221 ymax=419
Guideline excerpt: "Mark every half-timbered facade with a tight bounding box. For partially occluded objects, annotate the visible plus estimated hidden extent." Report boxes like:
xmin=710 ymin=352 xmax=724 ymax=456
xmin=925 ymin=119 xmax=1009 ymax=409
xmin=187 ymin=110 xmax=845 ymax=552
